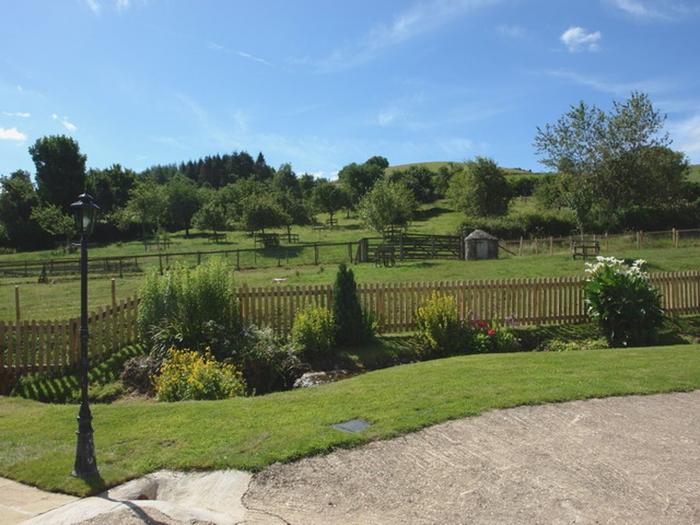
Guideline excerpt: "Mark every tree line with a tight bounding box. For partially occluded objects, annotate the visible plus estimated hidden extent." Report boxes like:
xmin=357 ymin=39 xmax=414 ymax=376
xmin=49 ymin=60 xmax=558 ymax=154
xmin=1 ymin=91 xmax=698 ymax=252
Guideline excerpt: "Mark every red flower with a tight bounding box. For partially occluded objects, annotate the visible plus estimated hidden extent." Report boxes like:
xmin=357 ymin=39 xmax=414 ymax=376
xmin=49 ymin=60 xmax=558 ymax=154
xmin=487 ymin=328 xmax=496 ymax=336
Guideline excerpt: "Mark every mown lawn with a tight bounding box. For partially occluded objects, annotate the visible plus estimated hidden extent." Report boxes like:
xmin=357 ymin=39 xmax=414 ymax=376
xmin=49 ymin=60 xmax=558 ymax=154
xmin=1 ymin=343 xmax=699 ymax=496
xmin=2 ymin=243 xmax=699 ymax=321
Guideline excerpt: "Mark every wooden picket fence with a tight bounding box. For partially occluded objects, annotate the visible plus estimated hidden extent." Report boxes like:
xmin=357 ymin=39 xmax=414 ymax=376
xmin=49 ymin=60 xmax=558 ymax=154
xmin=0 ymin=297 xmax=139 ymax=380
xmin=2 ymin=272 xmax=699 ymax=380
xmin=238 ymin=270 xmax=700 ymax=334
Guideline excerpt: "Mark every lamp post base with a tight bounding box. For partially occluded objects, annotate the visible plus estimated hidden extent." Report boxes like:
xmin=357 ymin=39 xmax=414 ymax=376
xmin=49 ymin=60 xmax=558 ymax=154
xmin=73 ymin=402 xmax=98 ymax=478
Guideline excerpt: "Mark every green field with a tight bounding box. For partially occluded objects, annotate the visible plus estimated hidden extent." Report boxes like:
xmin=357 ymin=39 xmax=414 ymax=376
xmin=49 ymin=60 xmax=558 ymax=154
xmin=1 ymin=172 xmax=698 ymax=321
xmin=3 ymin=244 xmax=699 ymax=321
xmin=1 ymin=344 xmax=699 ymax=495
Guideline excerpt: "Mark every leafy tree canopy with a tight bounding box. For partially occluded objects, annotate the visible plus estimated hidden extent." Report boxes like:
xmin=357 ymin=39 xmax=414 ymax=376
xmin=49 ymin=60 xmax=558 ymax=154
xmin=448 ymin=157 xmax=511 ymax=218
xmin=29 ymin=135 xmax=86 ymax=210
xmin=358 ymin=179 xmax=418 ymax=235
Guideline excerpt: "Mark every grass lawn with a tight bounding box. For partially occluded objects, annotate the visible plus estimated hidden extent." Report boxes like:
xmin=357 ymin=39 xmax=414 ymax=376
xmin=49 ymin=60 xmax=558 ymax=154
xmin=2 ymin=244 xmax=699 ymax=321
xmin=1 ymin=343 xmax=699 ymax=496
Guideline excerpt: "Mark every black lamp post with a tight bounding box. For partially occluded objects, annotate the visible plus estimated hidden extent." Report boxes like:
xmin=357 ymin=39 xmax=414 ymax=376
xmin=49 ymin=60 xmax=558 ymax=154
xmin=70 ymin=192 xmax=100 ymax=479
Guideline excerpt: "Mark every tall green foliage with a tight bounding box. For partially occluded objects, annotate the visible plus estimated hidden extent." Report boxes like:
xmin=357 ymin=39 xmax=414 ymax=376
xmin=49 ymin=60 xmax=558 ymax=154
xmin=358 ymin=179 xmax=417 ymax=235
xmin=332 ymin=264 xmax=374 ymax=346
xmin=448 ymin=157 xmax=511 ymax=217
xmin=584 ymin=257 xmax=663 ymax=347
xmin=137 ymin=259 xmax=241 ymax=354
xmin=29 ymin=135 xmax=87 ymax=209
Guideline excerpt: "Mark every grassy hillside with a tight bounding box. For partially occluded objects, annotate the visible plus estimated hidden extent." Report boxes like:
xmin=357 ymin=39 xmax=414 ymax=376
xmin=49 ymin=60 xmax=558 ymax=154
xmin=386 ymin=161 xmax=549 ymax=177
xmin=689 ymin=164 xmax=700 ymax=183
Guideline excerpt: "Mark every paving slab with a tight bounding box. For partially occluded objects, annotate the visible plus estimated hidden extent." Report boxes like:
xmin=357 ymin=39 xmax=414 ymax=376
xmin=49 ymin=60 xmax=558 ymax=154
xmin=0 ymin=478 xmax=77 ymax=525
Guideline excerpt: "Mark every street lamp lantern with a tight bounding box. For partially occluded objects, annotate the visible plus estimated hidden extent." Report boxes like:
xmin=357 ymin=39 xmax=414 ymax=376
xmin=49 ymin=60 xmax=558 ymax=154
xmin=70 ymin=193 xmax=99 ymax=237
xmin=70 ymin=192 xmax=100 ymax=479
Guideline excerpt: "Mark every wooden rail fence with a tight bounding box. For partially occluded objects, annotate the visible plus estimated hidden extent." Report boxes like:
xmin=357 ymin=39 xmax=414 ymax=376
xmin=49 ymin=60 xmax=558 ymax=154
xmin=2 ymin=272 xmax=699 ymax=379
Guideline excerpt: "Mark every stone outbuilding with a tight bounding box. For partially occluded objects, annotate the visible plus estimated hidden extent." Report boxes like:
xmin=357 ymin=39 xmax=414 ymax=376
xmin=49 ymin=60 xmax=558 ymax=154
xmin=465 ymin=229 xmax=499 ymax=260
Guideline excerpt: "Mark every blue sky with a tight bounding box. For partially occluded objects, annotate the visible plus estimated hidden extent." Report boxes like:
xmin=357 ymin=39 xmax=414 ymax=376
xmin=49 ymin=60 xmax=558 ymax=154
xmin=1 ymin=0 xmax=699 ymax=178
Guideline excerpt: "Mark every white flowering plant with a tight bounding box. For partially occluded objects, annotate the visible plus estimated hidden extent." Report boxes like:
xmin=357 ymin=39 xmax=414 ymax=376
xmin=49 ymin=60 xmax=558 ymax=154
xmin=583 ymin=256 xmax=663 ymax=347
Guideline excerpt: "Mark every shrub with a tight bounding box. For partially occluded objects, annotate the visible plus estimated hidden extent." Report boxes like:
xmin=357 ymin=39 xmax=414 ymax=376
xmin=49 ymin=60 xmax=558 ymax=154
xmin=460 ymin=211 xmax=577 ymax=239
xmin=415 ymin=293 xmax=465 ymax=356
xmin=584 ymin=256 xmax=663 ymax=347
xmin=138 ymin=259 xmax=242 ymax=359
xmin=154 ymin=348 xmax=245 ymax=402
xmin=238 ymin=325 xmax=304 ymax=395
xmin=121 ymin=354 xmax=161 ymax=395
xmin=469 ymin=320 xmax=520 ymax=354
xmin=291 ymin=304 xmax=336 ymax=360
xmin=448 ymin=157 xmax=511 ymax=217
xmin=507 ymin=175 xmax=540 ymax=197
xmin=333 ymin=264 xmax=375 ymax=346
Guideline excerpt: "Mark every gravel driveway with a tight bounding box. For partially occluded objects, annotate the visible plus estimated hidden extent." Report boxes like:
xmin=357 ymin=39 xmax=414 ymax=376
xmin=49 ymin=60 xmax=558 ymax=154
xmin=245 ymin=391 xmax=700 ymax=524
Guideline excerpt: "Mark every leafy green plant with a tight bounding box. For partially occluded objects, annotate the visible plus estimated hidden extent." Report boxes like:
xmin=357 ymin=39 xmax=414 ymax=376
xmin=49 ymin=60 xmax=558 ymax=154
xmin=415 ymin=293 xmax=465 ymax=357
xmin=291 ymin=304 xmax=336 ymax=360
xmin=155 ymin=348 xmax=245 ymax=402
xmin=238 ymin=325 xmax=304 ymax=395
xmin=138 ymin=259 xmax=242 ymax=359
xmin=469 ymin=320 xmax=520 ymax=354
xmin=332 ymin=264 xmax=375 ymax=346
xmin=584 ymin=256 xmax=663 ymax=347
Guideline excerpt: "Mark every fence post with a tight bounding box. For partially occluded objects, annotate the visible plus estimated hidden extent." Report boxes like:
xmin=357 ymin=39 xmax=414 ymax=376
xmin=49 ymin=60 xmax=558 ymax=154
xmin=518 ymin=237 xmax=523 ymax=256
xmin=605 ymin=232 xmax=609 ymax=251
xmin=197 ymin=251 xmax=202 ymax=265
xmin=549 ymin=236 xmax=553 ymax=256
xmin=236 ymin=250 xmax=241 ymax=270
xmin=376 ymin=284 xmax=385 ymax=331
xmin=15 ymin=286 xmax=20 ymax=322
xmin=314 ymin=243 xmax=319 ymax=265
xmin=111 ymin=278 xmax=117 ymax=308
xmin=119 ymin=257 xmax=123 ymax=278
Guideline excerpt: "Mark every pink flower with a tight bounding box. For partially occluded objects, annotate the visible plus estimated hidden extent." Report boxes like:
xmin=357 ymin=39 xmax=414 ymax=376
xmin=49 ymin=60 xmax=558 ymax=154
xmin=487 ymin=328 xmax=496 ymax=337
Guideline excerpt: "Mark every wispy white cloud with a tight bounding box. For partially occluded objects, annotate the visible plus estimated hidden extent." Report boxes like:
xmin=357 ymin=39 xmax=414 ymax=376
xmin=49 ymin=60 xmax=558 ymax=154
xmin=607 ymin=0 xmax=699 ymax=20
xmin=0 ymin=127 xmax=26 ymax=141
xmin=436 ymin=137 xmax=488 ymax=157
xmin=546 ymin=69 xmax=670 ymax=95
xmin=2 ymin=111 xmax=31 ymax=118
xmin=84 ymin=0 xmax=101 ymax=14
xmin=496 ymin=24 xmax=526 ymax=38
xmin=52 ymin=113 xmax=78 ymax=132
xmin=304 ymin=0 xmax=502 ymax=72
xmin=236 ymin=51 xmax=273 ymax=67
xmin=560 ymin=26 xmax=602 ymax=52
xmin=208 ymin=41 xmax=274 ymax=67
xmin=83 ymin=0 xmax=142 ymax=15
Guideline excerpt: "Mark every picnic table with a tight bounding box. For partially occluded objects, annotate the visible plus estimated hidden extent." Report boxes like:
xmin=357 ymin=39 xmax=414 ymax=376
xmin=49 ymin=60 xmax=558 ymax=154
xmin=375 ymin=245 xmax=396 ymax=267
xmin=255 ymin=233 xmax=280 ymax=248
xmin=571 ymin=240 xmax=600 ymax=259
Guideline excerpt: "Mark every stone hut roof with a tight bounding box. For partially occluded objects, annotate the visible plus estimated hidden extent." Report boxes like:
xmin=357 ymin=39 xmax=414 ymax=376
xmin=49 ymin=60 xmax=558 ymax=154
xmin=465 ymin=229 xmax=498 ymax=241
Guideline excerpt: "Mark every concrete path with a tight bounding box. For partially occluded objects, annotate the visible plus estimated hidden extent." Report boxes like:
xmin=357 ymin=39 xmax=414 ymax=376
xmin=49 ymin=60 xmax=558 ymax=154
xmin=246 ymin=391 xmax=700 ymax=524
xmin=3 ymin=391 xmax=700 ymax=524
xmin=0 ymin=478 xmax=77 ymax=525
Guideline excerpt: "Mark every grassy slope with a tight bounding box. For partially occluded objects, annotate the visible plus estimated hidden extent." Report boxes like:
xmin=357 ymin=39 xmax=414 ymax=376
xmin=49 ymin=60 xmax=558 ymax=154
xmin=2 ymin=244 xmax=699 ymax=320
xmin=385 ymin=161 xmax=549 ymax=177
xmin=1 ymin=344 xmax=699 ymax=496
xmin=689 ymin=164 xmax=700 ymax=183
